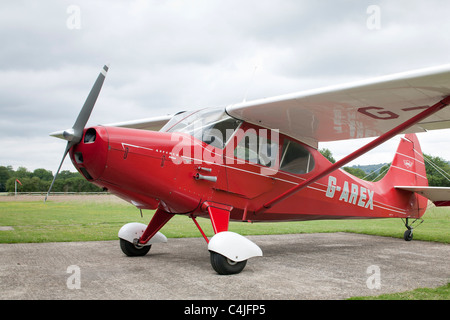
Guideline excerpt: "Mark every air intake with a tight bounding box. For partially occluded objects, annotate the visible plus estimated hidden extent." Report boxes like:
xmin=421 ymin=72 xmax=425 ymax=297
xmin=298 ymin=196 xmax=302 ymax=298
xmin=84 ymin=128 xmax=97 ymax=144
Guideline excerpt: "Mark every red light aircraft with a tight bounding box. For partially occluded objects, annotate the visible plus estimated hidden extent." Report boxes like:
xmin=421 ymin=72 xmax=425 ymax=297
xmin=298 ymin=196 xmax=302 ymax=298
xmin=47 ymin=64 xmax=450 ymax=274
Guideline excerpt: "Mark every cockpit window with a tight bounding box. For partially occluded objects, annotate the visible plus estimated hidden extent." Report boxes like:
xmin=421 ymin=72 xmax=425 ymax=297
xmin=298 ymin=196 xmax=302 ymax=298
xmin=233 ymin=128 xmax=279 ymax=168
xmin=160 ymin=110 xmax=197 ymax=133
xmin=164 ymin=108 xmax=242 ymax=149
xmin=280 ymin=139 xmax=315 ymax=174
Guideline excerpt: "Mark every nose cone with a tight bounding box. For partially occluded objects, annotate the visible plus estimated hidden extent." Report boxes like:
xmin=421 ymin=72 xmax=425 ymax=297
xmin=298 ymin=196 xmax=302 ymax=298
xmin=69 ymin=126 xmax=109 ymax=181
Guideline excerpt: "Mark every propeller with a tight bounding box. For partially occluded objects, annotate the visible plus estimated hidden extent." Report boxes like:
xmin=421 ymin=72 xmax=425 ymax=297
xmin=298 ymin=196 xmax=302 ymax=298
xmin=45 ymin=65 xmax=109 ymax=202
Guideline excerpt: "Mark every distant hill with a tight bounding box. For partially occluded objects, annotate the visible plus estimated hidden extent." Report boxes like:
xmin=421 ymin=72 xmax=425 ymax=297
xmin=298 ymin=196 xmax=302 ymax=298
xmin=320 ymin=147 xmax=450 ymax=186
xmin=349 ymin=163 xmax=389 ymax=174
xmin=349 ymin=160 xmax=450 ymax=174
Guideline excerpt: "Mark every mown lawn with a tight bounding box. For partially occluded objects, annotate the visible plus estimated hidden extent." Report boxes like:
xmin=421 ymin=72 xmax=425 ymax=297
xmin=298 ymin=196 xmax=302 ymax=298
xmin=0 ymin=197 xmax=448 ymax=300
xmin=349 ymin=283 xmax=450 ymax=300
xmin=0 ymin=199 xmax=449 ymax=243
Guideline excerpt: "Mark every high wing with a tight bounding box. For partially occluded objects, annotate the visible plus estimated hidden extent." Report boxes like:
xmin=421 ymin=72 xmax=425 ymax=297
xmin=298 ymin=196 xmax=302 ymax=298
xmin=395 ymin=186 xmax=450 ymax=207
xmin=226 ymin=64 xmax=450 ymax=148
xmin=104 ymin=114 xmax=173 ymax=131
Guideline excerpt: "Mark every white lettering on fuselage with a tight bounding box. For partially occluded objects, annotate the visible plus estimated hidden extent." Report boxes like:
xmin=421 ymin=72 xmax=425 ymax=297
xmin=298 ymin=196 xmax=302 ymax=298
xmin=325 ymin=176 xmax=374 ymax=210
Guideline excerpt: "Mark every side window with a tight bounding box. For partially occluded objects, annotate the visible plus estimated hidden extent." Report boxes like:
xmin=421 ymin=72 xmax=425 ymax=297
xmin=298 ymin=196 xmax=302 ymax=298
xmin=280 ymin=139 xmax=315 ymax=174
xmin=202 ymin=117 xmax=242 ymax=149
xmin=234 ymin=129 xmax=278 ymax=167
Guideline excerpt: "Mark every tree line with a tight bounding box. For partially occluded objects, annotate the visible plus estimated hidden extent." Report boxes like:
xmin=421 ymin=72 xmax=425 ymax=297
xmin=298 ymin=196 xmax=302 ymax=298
xmin=1 ymin=151 xmax=450 ymax=193
xmin=0 ymin=166 xmax=104 ymax=193
xmin=320 ymin=149 xmax=450 ymax=187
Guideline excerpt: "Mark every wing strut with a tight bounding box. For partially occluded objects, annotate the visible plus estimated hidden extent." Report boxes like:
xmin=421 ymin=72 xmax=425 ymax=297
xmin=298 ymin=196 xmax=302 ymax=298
xmin=256 ymin=95 xmax=450 ymax=214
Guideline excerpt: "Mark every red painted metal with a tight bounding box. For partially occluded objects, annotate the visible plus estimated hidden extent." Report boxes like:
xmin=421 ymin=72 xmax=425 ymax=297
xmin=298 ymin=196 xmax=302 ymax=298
xmin=190 ymin=215 xmax=209 ymax=243
xmin=139 ymin=208 xmax=174 ymax=245
xmin=434 ymin=201 xmax=450 ymax=207
xmin=202 ymin=202 xmax=233 ymax=234
xmin=257 ymin=96 xmax=450 ymax=213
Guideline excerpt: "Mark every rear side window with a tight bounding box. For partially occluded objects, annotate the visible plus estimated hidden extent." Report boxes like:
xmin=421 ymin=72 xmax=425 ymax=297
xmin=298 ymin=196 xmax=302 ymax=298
xmin=234 ymin=129 xmax=278 ymax=167
xmin=280 ymin=139 xmax=315 ymax=174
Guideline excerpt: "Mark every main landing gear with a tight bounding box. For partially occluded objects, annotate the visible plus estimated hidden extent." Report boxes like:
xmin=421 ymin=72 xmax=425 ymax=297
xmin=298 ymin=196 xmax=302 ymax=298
xmin=118 ymin=205 xmax=263 ymax=275
xmin=118 ymin=221 xmax=168 ymax=256
xmin=120 ymin=238 xmax=151 ymax=256
xmin=210 ymin=251 xmax=247 ymax=275
xmin=200 ymin=202 xmax=263 ymax=275
xmin=207 ymin=231 xmax=262 ymax=275
xmin=402 ymin=218 xmax=424 ymax=241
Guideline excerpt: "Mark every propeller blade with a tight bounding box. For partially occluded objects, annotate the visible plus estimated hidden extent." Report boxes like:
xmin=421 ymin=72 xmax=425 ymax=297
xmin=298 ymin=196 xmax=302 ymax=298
xmin=45 ymin=64 xmax=109 ymax=202
xmin=44 ymin=142 xmax=72 ymax=202
xmin=71 ymin=64 xmax=109 ymax=143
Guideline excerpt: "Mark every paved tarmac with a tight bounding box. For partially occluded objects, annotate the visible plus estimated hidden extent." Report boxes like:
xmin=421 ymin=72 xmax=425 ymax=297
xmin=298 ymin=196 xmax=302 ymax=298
xmin=0 ymin=233 xmax=448 ymax=300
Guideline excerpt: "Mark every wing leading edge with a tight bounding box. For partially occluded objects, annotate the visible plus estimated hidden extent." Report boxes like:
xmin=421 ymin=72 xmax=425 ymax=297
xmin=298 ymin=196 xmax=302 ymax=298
xmin=226 ymin=64 xmax=450 ymax=148
xmin=104 ymin=114 xmax=173 ymax=132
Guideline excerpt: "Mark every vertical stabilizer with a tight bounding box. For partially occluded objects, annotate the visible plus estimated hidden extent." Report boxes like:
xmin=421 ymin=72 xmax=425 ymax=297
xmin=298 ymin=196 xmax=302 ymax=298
xmin=382 ymin=134 xmax=428 ymax=187
xmin=380 ymin=133 xmax=428 ymax=217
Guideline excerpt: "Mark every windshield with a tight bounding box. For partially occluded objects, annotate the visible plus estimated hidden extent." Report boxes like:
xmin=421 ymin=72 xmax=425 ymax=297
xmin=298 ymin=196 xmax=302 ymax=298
xmin=162 ymin=108 xmax=242 ymax=149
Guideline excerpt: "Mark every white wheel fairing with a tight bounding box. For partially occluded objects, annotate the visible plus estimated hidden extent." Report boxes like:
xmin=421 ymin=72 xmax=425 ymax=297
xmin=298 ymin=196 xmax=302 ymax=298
xmin=208 ymin=231 xmax=263 ymax=262
xmin=118 ymin=222 xmax=167 ymax=246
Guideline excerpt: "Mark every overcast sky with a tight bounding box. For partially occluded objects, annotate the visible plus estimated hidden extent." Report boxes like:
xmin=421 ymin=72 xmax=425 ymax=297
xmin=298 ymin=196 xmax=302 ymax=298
xmin=2 ymin=0 xmax=450 ymax=173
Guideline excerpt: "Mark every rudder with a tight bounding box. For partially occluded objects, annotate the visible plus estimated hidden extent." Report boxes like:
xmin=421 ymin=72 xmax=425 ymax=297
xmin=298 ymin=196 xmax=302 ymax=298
xmin=380 ymin=133 xmax=428 ymax=217
xmin=382 ymin=134 xmax=428 ymax=187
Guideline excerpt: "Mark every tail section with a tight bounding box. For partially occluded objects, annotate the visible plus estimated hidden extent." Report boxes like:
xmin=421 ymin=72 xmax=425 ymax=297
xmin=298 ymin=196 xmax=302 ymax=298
xmin=383 ymin=133 xmax=450 ymax=217
xmin=379 ymin=133 xmax=429 ymax=218
xmin=382 ymin=133 xmax=428 ymax=188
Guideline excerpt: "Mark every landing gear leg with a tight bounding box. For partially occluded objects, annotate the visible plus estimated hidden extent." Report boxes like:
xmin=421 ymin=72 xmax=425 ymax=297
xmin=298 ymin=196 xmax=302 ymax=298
xmin=402 ymin=218 xmax=423 ymax=242
xmin=403 ymin=228 xmax=413 ymax=242
xmin=194 ymin=202 xmax=263 ymax=275
xmin=118 ymin=208 xmax=172 ymax=256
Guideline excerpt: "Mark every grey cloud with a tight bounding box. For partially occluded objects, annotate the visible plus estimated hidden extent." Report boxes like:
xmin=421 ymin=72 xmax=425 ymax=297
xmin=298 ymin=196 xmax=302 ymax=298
xmin=2 ymin=0 xmax=450 ymax=171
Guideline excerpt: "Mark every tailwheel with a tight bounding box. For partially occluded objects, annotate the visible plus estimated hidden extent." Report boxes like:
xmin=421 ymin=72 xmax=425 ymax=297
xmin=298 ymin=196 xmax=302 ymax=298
xmin=210 ymin=251 xmax=247 ymax=275
xmin=403 ymin=229 xmax=414 ymax=242
xmin=402 ymin=218 xmax=423 ymax=242
xmin=120 ymin=238 xmax=151 ymax=257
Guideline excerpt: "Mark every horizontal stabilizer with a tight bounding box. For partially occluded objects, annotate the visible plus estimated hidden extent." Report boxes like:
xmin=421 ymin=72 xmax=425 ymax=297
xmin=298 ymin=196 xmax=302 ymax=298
xmin=395 ymin=186 xmax=450 ymax=206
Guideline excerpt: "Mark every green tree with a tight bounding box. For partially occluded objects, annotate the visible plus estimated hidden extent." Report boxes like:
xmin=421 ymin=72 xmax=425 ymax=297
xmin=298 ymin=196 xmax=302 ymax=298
xmin=15 ymin=167 xmax=32 ymax=179
xmin=0 ymin=166 xmax=13 ymax=192
xmin=424 ymin=154 xmax=450 ymax=187
xmin=364 ymin=164 xmax=391 ymax=182
xmin=33 ymin=168 xmax=53 ymax=181
xmin=319 ymin=148 xmax=336 ymax=164
xmin=3 ymin=166 xmax=104 ymax=193
xmin=343 ymin=167 xmax=367 ymax=179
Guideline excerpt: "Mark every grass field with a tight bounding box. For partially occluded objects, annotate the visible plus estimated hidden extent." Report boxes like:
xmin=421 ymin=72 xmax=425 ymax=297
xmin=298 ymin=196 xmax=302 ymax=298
xmin=349 ymin=282 xmax=450 ymax=300
xmin=1 ymin=195 xmax=449 ymax=243
xmin=0 ymin=195 xmax=449 ymax=299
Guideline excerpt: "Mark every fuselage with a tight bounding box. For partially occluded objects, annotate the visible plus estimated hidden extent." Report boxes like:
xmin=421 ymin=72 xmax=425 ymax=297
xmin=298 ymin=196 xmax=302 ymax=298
xmin=69 ymin=108 xmax=428 ymax=223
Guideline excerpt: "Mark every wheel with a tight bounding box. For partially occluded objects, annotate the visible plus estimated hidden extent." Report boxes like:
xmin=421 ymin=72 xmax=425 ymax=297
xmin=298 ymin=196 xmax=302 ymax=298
xmin=120 ymin=238 xmax=151 ymax=256
xmin=403 ymin=229 xmax=413 ymax=241
xmin=210 ymin=251 xmax=247 ymax=275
